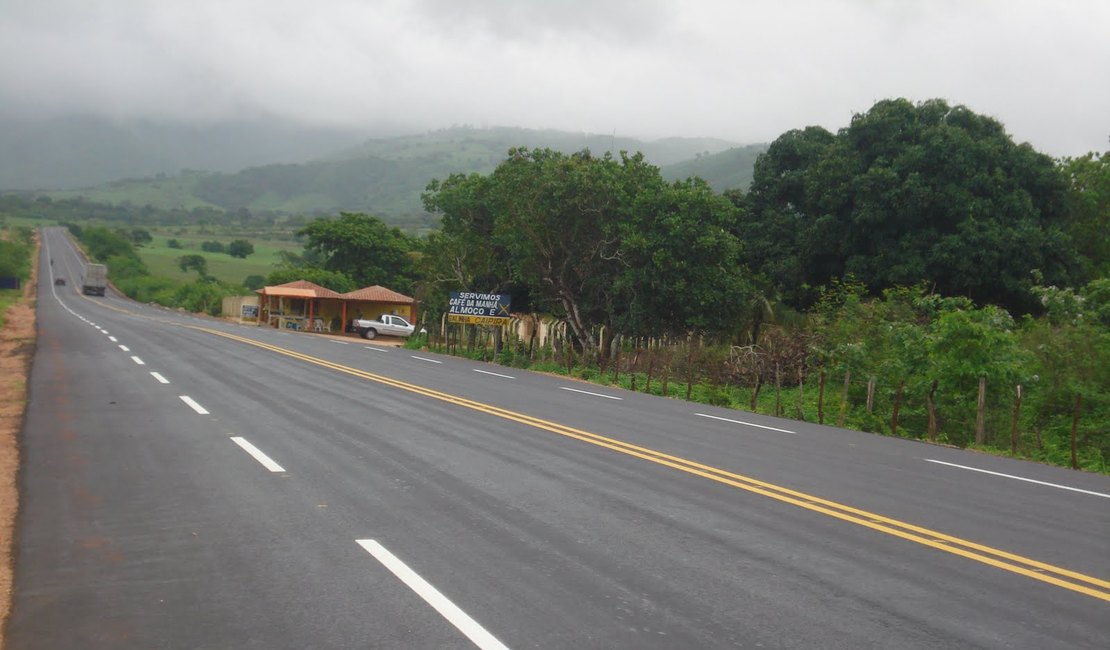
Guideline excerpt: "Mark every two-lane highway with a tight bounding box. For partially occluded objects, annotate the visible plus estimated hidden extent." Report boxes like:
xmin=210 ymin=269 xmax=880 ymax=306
xmin=9 ymin=227 xmax=1109 ymax=648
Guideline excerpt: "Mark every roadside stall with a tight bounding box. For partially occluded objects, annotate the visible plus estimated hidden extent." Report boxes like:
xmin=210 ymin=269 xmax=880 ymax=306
xmin=257 ymin=285 xmax=316 ymax=329
xmin=258 ymin=280 xmax=345 ymax=332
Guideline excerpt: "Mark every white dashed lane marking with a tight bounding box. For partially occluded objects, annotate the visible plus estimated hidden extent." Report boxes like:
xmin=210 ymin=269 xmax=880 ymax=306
xmin=559 ymin=386 xmax=621 ymax=400
xmin=230 ymin=437 xmax=286 ymax=472
xmin=924 ymin=459 xmax=1110 ymax=499
xmin=693 ymin=412 xmax=796 ymax=434
xmin=474 ymin=369 xmax=515 ymax=379
xmin=178 ymin=396 xmax=209 ymax=415
xmin=356 ymin=539 xmax=510 ymax=650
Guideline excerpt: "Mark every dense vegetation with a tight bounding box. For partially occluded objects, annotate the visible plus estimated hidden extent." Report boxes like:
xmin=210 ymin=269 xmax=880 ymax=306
xmin=0 ymin=222 xmax=34 ymax=327
xmin=69 ymin=223 xmax=247 ymax=316
xmin=739 ymin=99 xmax=1086 ymax=313
xmin=7 ymin=98 xmax=1107 ymax=471
xmin=33 ymin=127 xmax=751 ymax=227
xmin=405 ymin=100 xmax=1107 ymax=471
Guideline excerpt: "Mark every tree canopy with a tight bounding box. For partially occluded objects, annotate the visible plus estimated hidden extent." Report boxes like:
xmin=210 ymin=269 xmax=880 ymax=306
xmin=423 ymin=148 xmax=756 ymax=353
xmin=227 ymin=239 xmax=254 ymax=258
xmin=1061 ymin=150 xmax=1110 ymax=277
xmin=741 ymin=98 xmax=1084 ymax=313
xmin=297 ymin=212 xmax=416 ymax=292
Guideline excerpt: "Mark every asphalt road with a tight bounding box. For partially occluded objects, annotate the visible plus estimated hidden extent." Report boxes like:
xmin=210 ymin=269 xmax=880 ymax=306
xmin=9 ymin=227 xmax=1109 ymax=648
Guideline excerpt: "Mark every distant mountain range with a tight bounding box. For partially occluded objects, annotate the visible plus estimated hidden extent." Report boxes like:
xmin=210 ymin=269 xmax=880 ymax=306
xmin=2 ymin=116 xmax=765 ymax=223
xmin=0 ymin=114 xmax=378 ymax=190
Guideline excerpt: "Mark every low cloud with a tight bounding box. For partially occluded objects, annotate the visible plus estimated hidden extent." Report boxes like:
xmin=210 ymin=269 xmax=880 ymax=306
xmin=1 ymin=0 xmax=1106 ymax=156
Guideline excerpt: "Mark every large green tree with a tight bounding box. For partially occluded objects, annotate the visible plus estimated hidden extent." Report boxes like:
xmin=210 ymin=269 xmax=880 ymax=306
xmin=297 ymin=212 xmax=416 ymax=292
xmin=82 ymin=226 xmax=140 ymax=263
xmin=743 ymin=98 xmax=1084 ymax=312
xmin=423 ymin=148 xmax=755 ymax=354
xmin=614 ymin=176 xmax=754 ymax=339
xmin=227 ymin=239 xmax=255 ymax=259
xmin=1060 ymin=150 xmax=1110 ymax=277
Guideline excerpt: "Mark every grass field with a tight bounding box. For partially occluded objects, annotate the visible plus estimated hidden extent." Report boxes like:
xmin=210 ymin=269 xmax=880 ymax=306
xmin=46 ymin=173 xmax=221 ymax=211
xmin=0 ymin=290 xmax=19 ymax=328
xmin=138 ymin=233 xmax=301 ymax=286
xmin=0 ymin=215 xmax=303 ymax=287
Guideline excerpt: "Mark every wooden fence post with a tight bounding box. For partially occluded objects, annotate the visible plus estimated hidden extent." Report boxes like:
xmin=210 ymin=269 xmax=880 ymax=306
xmin=612 ymin=343 xmax=622 ymax=384
xmin=685 ymin=339 xmax=695 ymax=400
xmin=1071 ymin=393 xmax=1082 ymax=469
xmin=817 ymin=369 xmax=826 ymax=424
xmin=837 ymin=369 xmax=850 ymax=427
xmin=975 ymin=376 xmax=987 ymax=445
xmin=927 ymin=380 xmax=939 ymax=442
xmin=629 ymin=341 xmax=640 ymax=391
xmin=1010 ymin=384 xmax=1023 ymax=456
xmin=795 ymin=367 xmax=806 ymax=421
xmin=890 ymin=378 xmax=905 ymax=436
xmin=774 ymin=363 xmax=783 ymax=417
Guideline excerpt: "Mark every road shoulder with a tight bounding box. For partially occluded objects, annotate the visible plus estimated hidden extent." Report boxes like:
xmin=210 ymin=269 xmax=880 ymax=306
xmin=0 ymin=232 xmax=37 ymax=644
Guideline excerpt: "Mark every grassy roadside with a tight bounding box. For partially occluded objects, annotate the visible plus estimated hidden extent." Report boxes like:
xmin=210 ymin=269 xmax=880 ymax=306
xmin=135 ymin=234 xmax=298 ymax=286
xmin=0 ymin=229 xmax=37 ymax=646
xmin=409 ymin=337 xmax=1109 ymax=475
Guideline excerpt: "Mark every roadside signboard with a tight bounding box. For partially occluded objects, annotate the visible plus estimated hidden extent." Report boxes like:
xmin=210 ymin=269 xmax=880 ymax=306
xmin=241 ymin=304 xmax=259 ymax=320
xmin=448 ymin=292 xmax=511 ymax=325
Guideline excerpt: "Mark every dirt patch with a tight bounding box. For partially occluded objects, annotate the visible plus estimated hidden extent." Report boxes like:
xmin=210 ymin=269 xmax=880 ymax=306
xmin=0 ymin=235 xmax=37 ymax=648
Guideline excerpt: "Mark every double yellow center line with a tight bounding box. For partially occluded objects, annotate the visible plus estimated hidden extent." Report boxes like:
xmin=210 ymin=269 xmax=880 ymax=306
xmin=201 ymin=326 xmax=1110 ymax=603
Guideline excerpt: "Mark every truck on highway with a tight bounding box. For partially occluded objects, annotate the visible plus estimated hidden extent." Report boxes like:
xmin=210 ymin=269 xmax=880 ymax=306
xmin=82 ymin=263 xmax=108 ymax=296
xmin=351 ymin=314 xmax=415 ymax=339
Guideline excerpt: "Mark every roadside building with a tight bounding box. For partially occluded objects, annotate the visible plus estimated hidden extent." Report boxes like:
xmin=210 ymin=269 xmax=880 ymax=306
xmin=338 ymin=285 xmax=416 ymax=332
xmin=257 ymin=280 xmax=342 ymax=331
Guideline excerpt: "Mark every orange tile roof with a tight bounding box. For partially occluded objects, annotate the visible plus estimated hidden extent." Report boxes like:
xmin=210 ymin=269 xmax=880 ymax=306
xmin=340 ymin=285 xmax=414 ymax=303
xmin=269 ymin=280 xmax=342 ymax=299
xmin=260 ymin=286 xmax=316 ymax=298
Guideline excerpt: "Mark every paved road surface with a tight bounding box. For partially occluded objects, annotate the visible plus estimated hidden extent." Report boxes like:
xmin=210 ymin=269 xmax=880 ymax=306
xmin=9 ymin=227 xmax=1109 ymax=648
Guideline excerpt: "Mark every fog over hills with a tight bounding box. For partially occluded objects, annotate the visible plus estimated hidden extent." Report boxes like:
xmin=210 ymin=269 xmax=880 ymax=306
xmin=18 ymin=118 xmax=762 ymax=222
xmin=0 ymin=114 xmax=384 ymax=190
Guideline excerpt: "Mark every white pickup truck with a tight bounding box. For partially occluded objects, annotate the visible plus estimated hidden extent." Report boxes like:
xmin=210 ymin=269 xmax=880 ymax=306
xmin=352 ymin=314 xmax=415 ymax=339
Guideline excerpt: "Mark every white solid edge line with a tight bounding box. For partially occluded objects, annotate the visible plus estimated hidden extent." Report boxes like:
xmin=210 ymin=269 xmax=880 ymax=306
xmin=230 ymin=437 xmax=286 ymax=472
xmin=473 ymin=369 xmax=515 ymax=379
xmin=924 ymin=459 xmax=1110 ymax=499
xmin=356 ymin=539 xmax=510 ymax=650
xmin=560 ymin=386 xmax=622 ymax=400
xmin=119 ymin=345 xmax=130 ymax=352
xmin=178 ymin=395 xmax=209 ymax=415
xmin=150 ymin=371 xmax=170 ymax=384
xmin=130 ymin=356 xmax=145 ymax=365
xmin=411 ymin=355 xmax=442 ymax=364
xmin=694 ymin=412 xmax=796 ymax=434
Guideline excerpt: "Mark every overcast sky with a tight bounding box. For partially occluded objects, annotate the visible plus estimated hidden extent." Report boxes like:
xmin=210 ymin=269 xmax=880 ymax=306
xmin=1 ymin=0 xmax=1107 ymax=156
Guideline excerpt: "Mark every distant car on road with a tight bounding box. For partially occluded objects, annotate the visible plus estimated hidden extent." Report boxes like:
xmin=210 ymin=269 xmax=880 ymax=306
xmin=54 ymin=278 xmax=66 ymax=286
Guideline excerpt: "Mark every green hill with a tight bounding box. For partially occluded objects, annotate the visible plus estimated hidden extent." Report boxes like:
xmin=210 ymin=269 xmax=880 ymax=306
xmin=660 ymin=143 xmax=767 ymax=192
xmin=46 ymin=126 xmax=760 ymax=225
